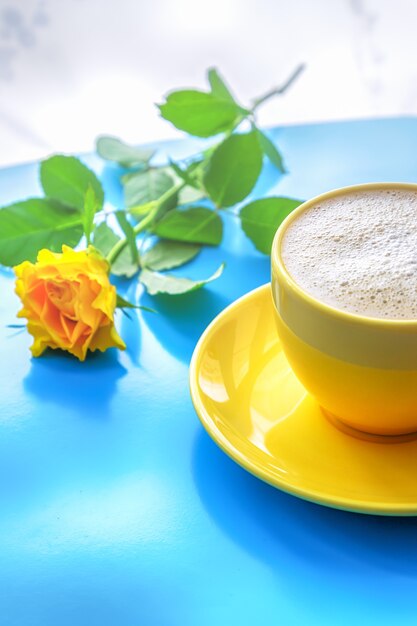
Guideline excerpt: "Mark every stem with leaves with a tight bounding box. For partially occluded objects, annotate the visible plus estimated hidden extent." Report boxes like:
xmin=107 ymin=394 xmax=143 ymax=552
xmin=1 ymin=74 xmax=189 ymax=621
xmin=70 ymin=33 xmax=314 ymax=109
xmin=0 ymin=65 xmax=305 ymax=301
xmin=105 ymin=181 xmax=186 ymax=266
xmin=98 ymin=64 xmax=306 ymax=295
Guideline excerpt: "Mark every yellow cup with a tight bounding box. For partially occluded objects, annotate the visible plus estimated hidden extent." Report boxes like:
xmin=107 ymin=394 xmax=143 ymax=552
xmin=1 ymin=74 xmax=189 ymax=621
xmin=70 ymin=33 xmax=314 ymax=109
xmin=271 ymin=182 xmax=417 ymax=440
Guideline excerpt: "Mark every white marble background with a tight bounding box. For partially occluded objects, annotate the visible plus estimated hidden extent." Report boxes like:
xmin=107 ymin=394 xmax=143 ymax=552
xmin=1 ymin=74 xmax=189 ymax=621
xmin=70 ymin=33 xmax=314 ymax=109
xmin=0 ymin=0 xmax=416 ymax=166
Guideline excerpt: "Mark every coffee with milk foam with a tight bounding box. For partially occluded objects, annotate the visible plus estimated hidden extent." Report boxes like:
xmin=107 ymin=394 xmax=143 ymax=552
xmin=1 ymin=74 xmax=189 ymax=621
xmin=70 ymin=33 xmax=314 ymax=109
xmin=281 ymin=188 xmax=417 ymax=320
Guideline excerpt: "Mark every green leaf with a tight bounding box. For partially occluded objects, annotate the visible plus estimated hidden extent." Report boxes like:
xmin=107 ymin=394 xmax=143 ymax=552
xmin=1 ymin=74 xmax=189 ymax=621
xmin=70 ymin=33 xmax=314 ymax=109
xmin=169 ymin=160 xmax=206 ymax=204
xmin=257 ymin=129 xmax=286 ymax=173
xmin=93 ymin=222 xmax=138 ymax=278
xmin=208 ymin=68 xmax=235 ymax=102
xmin=0 ymin=198 xmax=83 ymax=266
xmin=178 ymin=186 xmax=206 ymax=204
xmin=40 ymin=155 xmax=104 ymax=212
xmin=120 ymin=171 xmax=137 ymax=185
xmin=158 ymin=90 xmax=249 ymax=138
xmin=240 ymin=197 xmax=303 ymax=254
xmin=93 ymin=221 xmax=118 ymax=254
xmin=116 ymin=294 xmax=136 ymax=308
xmin=123 ymin=169 xmax=174 ymax=208
xmin=203 ymin=131 xmax=263 ymax=207
xmin=169 ymin=159 xmax=202 ymax=189
xmin=128 ymin=201 xmax=157 ymax=218
xmin=153 ymin=207 xmax=222 ymax=245
xmin=115 ymin=211 xmax=139 ymax=266
xmin=154 ymin=193 xmax=179 ymax=222
xmin=142 ymin=240 xmax=200 ymax=271
xmin=116 ymin=293 xmax=155 ymax=313
xmin=83 ymin=185 xmax=98 ymax=244
xmin=96 ymin=135 xmax=154 ymax=168
xmin=139 ymin=263 xmax=224 ymax=295
xmin=122 ymin=164 xmax=173 ymax=185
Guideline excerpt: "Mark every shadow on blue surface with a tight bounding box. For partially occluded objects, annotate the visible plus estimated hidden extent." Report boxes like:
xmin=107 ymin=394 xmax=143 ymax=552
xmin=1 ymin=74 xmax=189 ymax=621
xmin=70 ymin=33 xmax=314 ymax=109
xmin=142 ymin=288 xmax=229 ymax=364
xmin=0 ymin=266 xmax=14 ymax=278
xmin=118 ymin=309 xmax=142 ymax=367
xmin=23 ymin=349 xmax=127 ymax=414
xmin=193 ymin=429 xmax=417 ymax=579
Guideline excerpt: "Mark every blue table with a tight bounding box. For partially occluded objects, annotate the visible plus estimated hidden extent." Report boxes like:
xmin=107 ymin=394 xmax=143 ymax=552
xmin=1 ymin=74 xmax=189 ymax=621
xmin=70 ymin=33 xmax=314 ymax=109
xmin=2 ymin=118 xmax=417 ymax=626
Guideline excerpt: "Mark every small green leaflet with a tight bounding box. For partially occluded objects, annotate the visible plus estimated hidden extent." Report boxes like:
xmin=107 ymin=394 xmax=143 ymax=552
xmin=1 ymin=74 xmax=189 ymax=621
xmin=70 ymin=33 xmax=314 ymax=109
xmin=203 ymin=131 xmax=263 ymax=207
xmin=116 ymin=293 xmax=155 ymax=313
xmin=140 ymin=263 xmax=225 ymax=295
xmin=178 ymin=186 xmax=205 ymax=205
xmin=257 ymin=129 xmax=286 ymax=173
xmin=169 ymin=159 xmax=202 ymax=189
xmin=0 ymin=198 xmax=84 ymax=266
xmin=96 ymin=135 xmax=155 ymax=168
xmin=123 ymin=169 xmax=174 ymax=208
xmin=93 ymin=222 xmax=138 ymax=278
xmin=115 ymin=211 xmax=139 ymax=266
xmin=240 ymin=197 xmax=303 ymax=254
xmin=120 ymin=171 xmax=138 ymax=185
xmin=208 ymin=68 xmax=236 ymax=103
xmin=128 ymin=201 xmax=157 ymax=218
xmin=93 ymin=221 xmax=118 ymax=254
xmin=153 ymin=207 xmax=223 ymax=245
xmin=169 ymin=160 xmax=206 ymax=202
xmin=158 ymin=90 xmax=249 ymax=138
xmin=83 ymin=185 xmax=98 ymax=244
xmin=142 ymin=240 xmax=201 ymax=271
xmin=116 ymin=294 xmax=137 ymax=308
xmin=40 ymin=155 xmax=104 ymax=212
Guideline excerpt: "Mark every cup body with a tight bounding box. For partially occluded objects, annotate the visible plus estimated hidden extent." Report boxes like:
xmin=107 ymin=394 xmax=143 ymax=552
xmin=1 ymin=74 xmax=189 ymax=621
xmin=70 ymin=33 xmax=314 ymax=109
xmin=271 ymin=182 xmax=417 ymax=437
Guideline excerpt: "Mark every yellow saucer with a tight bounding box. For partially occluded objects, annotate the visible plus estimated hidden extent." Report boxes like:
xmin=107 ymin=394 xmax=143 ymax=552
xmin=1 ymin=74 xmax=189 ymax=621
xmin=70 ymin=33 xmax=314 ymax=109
xmin=190 ymin=284 xmax=417 ymax=516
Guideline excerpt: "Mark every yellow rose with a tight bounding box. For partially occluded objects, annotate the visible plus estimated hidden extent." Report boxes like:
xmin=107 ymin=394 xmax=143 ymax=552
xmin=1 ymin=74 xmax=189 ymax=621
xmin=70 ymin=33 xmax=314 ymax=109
xmin=14 ymin=245 xmax=126 ymax=361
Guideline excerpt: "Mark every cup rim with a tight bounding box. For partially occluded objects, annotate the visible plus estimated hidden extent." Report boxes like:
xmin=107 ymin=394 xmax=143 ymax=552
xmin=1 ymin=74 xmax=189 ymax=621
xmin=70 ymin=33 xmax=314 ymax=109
xmin=271 ymin=181 xmax=417 ymax=328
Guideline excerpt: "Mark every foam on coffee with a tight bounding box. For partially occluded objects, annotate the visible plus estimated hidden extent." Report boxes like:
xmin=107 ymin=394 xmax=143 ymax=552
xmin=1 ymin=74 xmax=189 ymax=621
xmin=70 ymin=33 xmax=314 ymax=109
xmin=281 ymin=188 xmax=417 ymax=320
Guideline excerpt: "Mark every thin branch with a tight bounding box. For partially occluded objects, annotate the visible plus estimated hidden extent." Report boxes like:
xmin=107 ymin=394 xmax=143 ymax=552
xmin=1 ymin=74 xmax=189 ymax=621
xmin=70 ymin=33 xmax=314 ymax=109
xmin=251 ymin=64 xmax=306 ymax=112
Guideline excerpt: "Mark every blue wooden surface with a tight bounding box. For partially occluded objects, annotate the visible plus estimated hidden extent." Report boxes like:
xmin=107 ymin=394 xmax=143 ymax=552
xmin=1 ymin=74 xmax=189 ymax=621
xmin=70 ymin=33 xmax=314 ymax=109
xmin=2 ymin=118 xmax=417 ymax=625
